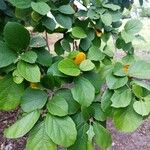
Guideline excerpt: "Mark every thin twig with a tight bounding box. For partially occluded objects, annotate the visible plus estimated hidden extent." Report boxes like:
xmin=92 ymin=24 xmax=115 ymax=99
xmin=45 ymin=31 xmax=51 ymax=52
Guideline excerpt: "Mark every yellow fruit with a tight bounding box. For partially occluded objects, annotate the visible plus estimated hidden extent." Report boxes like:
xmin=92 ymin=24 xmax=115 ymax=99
xmin=96 ymin=29 xmax=102 ymax=37
xmin=123 ymin=64 xmax=129 ymax=74
xmin=74 ymin=52 xmax=86 ymax=65
xmin=30 ymin=82 xmax=39 ymax=89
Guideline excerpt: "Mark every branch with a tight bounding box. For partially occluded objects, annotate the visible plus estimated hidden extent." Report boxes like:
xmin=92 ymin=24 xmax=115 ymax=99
xmin=45 ymin=31 xmax=51 ymax=52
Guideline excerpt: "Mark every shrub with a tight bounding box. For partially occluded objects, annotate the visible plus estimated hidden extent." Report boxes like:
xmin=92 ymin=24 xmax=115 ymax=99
xmin=0 ymin=0 xmax=150 ymax=150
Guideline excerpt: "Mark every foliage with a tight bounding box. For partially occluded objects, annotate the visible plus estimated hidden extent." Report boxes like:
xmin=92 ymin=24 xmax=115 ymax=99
xmin=0 ymin=0 xmax=150 ymax=150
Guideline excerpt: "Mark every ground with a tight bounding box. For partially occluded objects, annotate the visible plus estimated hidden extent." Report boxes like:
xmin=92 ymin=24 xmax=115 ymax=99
xmin=0 ymin=19 xmax=150 ymax=150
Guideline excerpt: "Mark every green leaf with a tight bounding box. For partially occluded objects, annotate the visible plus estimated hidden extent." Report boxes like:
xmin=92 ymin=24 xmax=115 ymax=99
xmin=21 ymin=88 xmax=48 ymax=112
xmin=55 ymin=89 xmax=80 ymax=115
xmin=124 ymin=19 xmax=143 ymax=34
xmin=71 ymin=77 xmax=95 ymax=107
xmin=20 ymin=51 xmax=37 ymax=64
xmin=47 ymin=60 xmax=66 ymax=77
xmin=68 ymin=123 xmax=89 ymax=150
xmin=132 ymin=80 xmax=150 ymax=91
xmin=42 ymin=18 xmax=56 ymax=31
xmin=9 ymin=0 xmax=31 ymax=9
xmin=86 ymin=125 xmax=95 ymax=143
xmin=101 ymin=13 xmax=112 ymax=26
xmin=86 ymin=125 xmax=95 ymax=150
xmin=13 ymin=70 xmax=24 ymax=84
xmin=45 ymin=114 xmax=77 ymax=147
xmin=0 ymin=41 xmax=17 ymax=68
xmin=58 ymin=58 xmax=80 ymax=76
xmin=111 ymin=89 xmax=132 ymax=108
xmin=4 ymin=22 xmax=30 ymax=52
xmin=83 ymin=71 xmax=103 ymax=94
xmin=47 ymin=95 xmax=68 ymax=116
xmin=61 ymin=39 xmax=71 ymax=52
xmin=103 ymin=3 xmax=120 ymax=11
xmin=132 ymin=84 xmax=143 ymax=98
xmin=17 ymin=61 xmax=41 ymax=82
xmin=113 ymin=62 xmax=126 ymax=77
xmin=113 ymin=103 xmax=143 ymax=132
xmin=101 ymin=90 xmax=113 ymax=114
xmin=93 ymin=122 xmax=112 ymax=149
xmin=121 ymin=30 xmax=134 ymax=43
xmin=80 ymin=38 xmax=91 ymax=51
xmin=34 ymin=48 xmax=52 ymax=67
xmin=129 ymin=60 xmax=150 ymax=79
xmin=55 ymin=14 xmax=72 ymax=29
xmin=88 ymin=46 xmax=105 ymax=61
xmin=106 ymin=74 xmax=128 ymax=89
xmin=30 ymin=35 xmax=46 ymax=48
xmin=31 ymin=2 xmax=50 ymax=15
xmin=0 ymin=76 xmax=24 ymax=110
xmin=72 ymin=27 xmax=87 ymax=39
xmin=26 ymin=122 xmax=56 ymax=150
xmin=92 ymin=103 xmax=106 ymax=121
xmin=58 ymin=4 xmax=75 ymax=14
xmin=133 ymin=100 xmax=150 ymax=116
xmin=4 ymin=110 xmax=40 ymax=138
xmin=79 ymin=59 xmax=95 ymax=71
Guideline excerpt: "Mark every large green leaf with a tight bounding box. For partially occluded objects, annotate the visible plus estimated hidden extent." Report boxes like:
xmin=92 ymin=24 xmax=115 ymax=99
xmin=0 ymin=41 xmax=17 ymax=68
xmin=103 ymin=3 xmax=120 ymax=11
xmin=113 ymin=62 xmax=126 ymax=77
xmin=58 ymin=58 xmax=80 ymax=76
xmin=9 ymin=0 xmax=31 ymax=9
xmin=83 ymin=71 xmax=103 ymax=94
xmin=58 ymin=4 xmax=75 ymax=14
xmin=31 ymin=2 xmax=50 ymax=15
xmin=20 ymin=51 xmax=37 ymax=64
xmin=17 ymin=61 xmax=41 ymax=82
xmin=93 ymin=122 xmax=112 ymax=149
xmin=4 ymin=22 xmax=30 ymax=52
xmin=72 ymin=27 xmax=87 ymax=39
xmin=106 ymin=74 xmax=128 ymax=89
xmin=26 ymin=122 xmax=56 ymax=150
xmin=45 ymin=114 xmax=77 ymax=147
xmin=34 ymin=48 xmax=52 ymax=67
xmin=0 ymin=76 xmax=24 ymax=110
xmin=79 ymin=59 xmax=95 ymax=71
xmin=111 ymin=89 xmax=132 ymax=108
xmin=47 ymin=95 xmax=68 ymax=117
xmin=133 ymin=100 xmax=150 ymax=116
xmin=121 ymin=30 xmax=134 ymax=43
xmin=30 ymin=36 xmax=46 ymax=48
xmin=68 ymin=123 xmax=89 ymax=150
xmin=129 ymin=60 xmax=150 ymax=79
xmin=55 ymin=14 xmax=72 ymax=29
xmin=92 ymin=103 xmax=106 ymax=121
xmin=113 ymin=103 xmax=143 ymax=132
xmin=88 ymin=46 xmax=105 ymax=61
xmin=71 ymin=77 xmax=95 ymax=107
xmin=101 ymin=13 xmax=112 ymax=26
xmin=124 ymin=19 xmax=143 ymax=34
xmin=55 ymin=89 xmax=80 ymax=115
xmin=42 ymin=18 xmax=56 ymax=31
xmin=21 ymin=88 xmax=48 ymax=112
xmin=4 ymin=110 xmax=40 ymax=138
